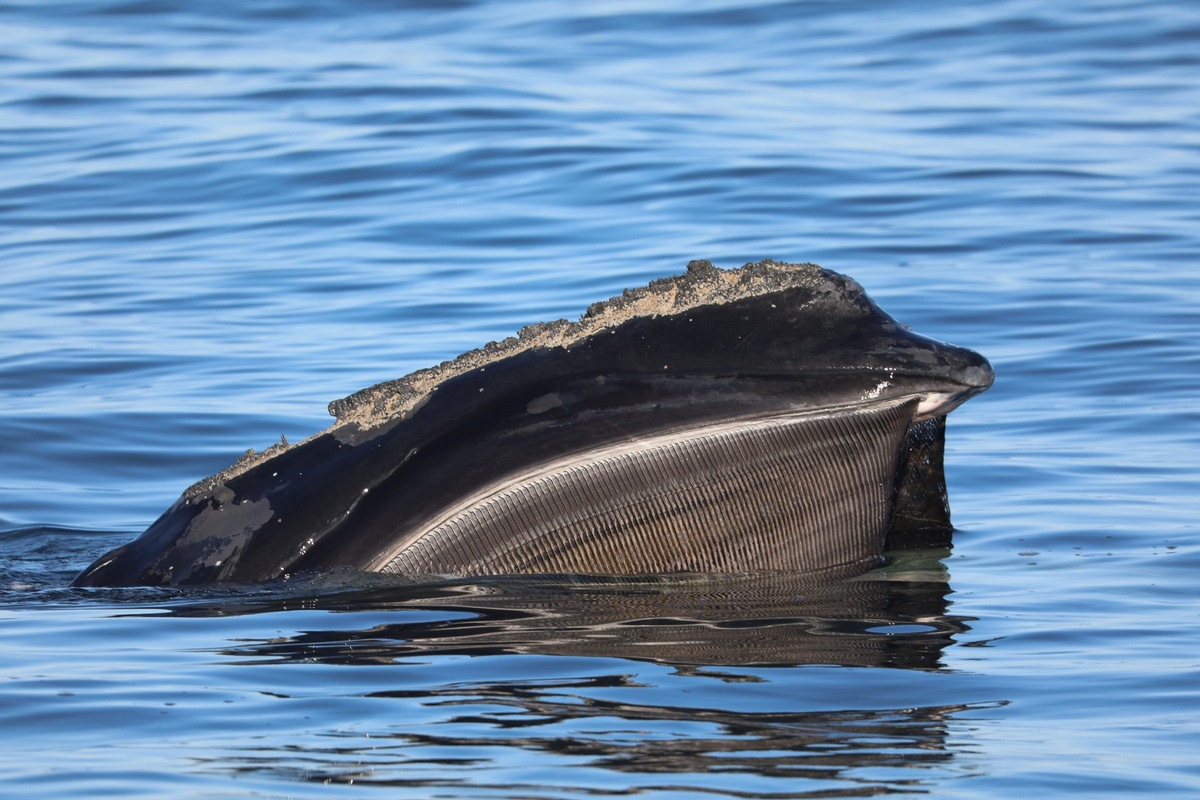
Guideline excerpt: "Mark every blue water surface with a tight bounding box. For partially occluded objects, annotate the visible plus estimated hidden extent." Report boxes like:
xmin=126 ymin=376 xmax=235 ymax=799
xmin=2 ymin=1 xmax=1199 ymax=797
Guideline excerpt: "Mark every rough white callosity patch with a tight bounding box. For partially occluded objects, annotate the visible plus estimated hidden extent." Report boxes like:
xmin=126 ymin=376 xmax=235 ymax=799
xmin=188 ymin=259 xmax=835 ymax=497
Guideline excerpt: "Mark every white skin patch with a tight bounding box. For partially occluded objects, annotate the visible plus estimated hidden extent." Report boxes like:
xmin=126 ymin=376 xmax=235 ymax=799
xmin=862 ymin=380 xmax=891 ymax=401
xmin=861 ymin=371 xmax=897 ymax=403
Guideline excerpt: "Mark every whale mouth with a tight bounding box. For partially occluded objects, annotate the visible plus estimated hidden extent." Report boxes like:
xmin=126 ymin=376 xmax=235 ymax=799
xmin=913 ymin=385 xmax=989 ymax=421
xmin=899 ymin=359 xmax=995 ymax=421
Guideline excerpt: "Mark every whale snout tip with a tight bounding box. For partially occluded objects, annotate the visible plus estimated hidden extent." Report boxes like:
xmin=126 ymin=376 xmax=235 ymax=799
xmin=911 ymin=347 xmax=993 ymax=421
xmin=960 ymin=358 xmax=995 ymax=392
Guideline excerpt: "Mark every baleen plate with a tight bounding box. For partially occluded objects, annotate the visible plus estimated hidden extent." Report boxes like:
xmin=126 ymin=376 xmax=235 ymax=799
xmin=375 ymin=398 xmax=918 ymax=576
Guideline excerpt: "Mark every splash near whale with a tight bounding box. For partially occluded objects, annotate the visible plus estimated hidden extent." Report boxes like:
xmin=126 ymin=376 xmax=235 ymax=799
xmin=73 ymin=261 xmax=993 ymax=587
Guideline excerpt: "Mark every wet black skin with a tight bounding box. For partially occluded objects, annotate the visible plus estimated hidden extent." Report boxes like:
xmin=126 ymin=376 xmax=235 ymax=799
xmin=73 ymin=270 xmax=993 ymax=587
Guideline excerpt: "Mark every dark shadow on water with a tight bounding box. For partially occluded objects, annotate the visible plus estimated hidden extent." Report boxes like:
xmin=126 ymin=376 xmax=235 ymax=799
xmin=191 ymin=554 xmax=997 ymax=797
xmin=163 ymin=548 xmax=972 ymax=671
xmin=246 ymin=583 xmax=958 ymax=673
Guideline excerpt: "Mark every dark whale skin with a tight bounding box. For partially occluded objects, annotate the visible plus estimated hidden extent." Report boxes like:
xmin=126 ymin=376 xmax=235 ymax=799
xmin=73 ymin=261 xmax=993 ymax=587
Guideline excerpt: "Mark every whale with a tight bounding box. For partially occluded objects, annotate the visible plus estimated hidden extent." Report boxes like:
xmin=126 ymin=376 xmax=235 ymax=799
xmin=72 ymin=260 xmax=993 ymax=587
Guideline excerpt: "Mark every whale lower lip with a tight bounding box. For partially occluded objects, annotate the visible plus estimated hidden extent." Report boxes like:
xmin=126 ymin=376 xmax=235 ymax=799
xmin=72 ymin=260 xmax=993 ymax=588
xmin=914 ymin=385 xmax=991 ymax=420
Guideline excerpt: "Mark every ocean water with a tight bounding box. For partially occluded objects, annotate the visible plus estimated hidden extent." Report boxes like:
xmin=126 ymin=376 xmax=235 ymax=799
xmin=2 ymin=0 xmax=1198 ymax=797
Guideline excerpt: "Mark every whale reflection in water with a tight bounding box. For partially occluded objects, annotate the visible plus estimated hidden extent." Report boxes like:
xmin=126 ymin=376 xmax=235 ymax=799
xmin=73 ymin=260 xmax=993 ymax=588
xmin=191 ymin=560 xmax=995 ymax=795
xmin=175 ymin=550 xmax=967 ymax=671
